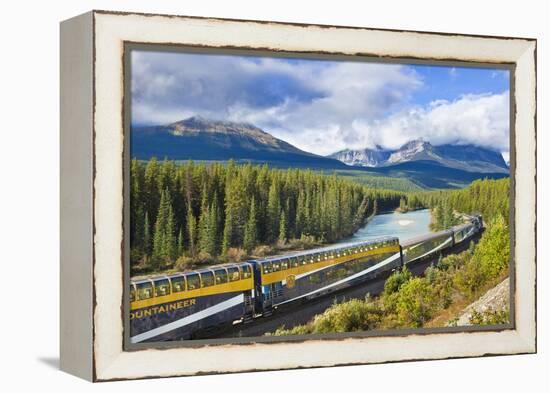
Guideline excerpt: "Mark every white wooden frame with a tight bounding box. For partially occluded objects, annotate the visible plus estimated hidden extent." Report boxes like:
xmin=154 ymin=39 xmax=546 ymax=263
xmin=60 ymin=10 xmax=536 ymax=381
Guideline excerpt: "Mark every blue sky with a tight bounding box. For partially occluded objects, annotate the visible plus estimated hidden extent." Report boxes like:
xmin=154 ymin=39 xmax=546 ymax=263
xmin=131 ymin=51 xmax=510 ymax=158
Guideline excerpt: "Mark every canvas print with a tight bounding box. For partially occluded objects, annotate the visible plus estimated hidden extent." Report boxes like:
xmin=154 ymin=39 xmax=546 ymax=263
xmin=127 ymin=49 xmax=511 ymax=344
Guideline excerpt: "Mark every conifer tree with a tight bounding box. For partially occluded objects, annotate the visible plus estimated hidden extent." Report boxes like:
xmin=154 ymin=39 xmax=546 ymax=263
xmin=199 ymin=199 xmax=219 ymax=257
xmin=164 ymin=202 xmax=176 ymax=262
xmin=151 ymin=188 xmax=176 ymax=268
xmin=176 ymin=228 xmax=184 ymax=257
xmin=279 ymin=209 xmax=287 ymax=243
xmin=143 ymin=210 xmax=151 ymax=257
xmin=222 ymin=209 xmax=234 ymax=256
xmin=198 ymin=202 xmax=210 ymax=254
xmin=187 ymin=206 xmax=197 ymax=257
xmin=243 ymin=197 xmax=257 ymax=253
xmin=267 ymin=179 xmax=280 ymax=242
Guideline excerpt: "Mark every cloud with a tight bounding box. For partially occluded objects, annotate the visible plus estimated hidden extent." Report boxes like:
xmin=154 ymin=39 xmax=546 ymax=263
xmin=356 ymin=92 xmax=510 ymax=152
xmin=131 ymin=51 xmax=328 ymax=125
xmin=132 ymin=51 xmax=509 ymax=156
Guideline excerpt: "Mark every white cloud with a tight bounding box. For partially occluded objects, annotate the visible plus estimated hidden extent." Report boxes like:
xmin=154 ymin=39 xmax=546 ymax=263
xmin=131 ymin=51 xmax=509 ymax=157
xmin=366 ymin=92 xmax=510 ymax=152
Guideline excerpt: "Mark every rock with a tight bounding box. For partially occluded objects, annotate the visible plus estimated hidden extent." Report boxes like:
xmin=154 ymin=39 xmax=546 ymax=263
xmin=453 ymin=278 xmax=510 ymax=326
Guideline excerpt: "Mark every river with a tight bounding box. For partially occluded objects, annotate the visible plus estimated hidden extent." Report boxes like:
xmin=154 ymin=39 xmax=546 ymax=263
xmin=341 ymin=208 xmax=432 ymax=244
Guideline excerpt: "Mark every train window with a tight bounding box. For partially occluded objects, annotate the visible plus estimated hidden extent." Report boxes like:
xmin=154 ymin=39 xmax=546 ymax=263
xmin=186 ymin=273 xmax=200 ymax=290
xmin=136 ymin=282 xmax=153 ymax=300
xmin=272 ymin=261 xmax=281 ymax=272
xmin=241 ymin=265 xmax=252 ymax=279
xmin=316 ymin=253 xmax=321 ymax=262
xmin=290 ymin=257 xmax=299 ymax=268
xmin=214 ymin=269 xmax=228 ymax=285
xmin=227 ymin=267 xmax=240 ymax=282
xmin=130 ymin=285 xmax=136 ymax=302
xmin=323 ymin=252 xmax=329 ymax=260
xmin=262 ymin=262 xmax=272 ymax=274
xmin=200 ymin=271 xmax=215 ymax=287
xmin=281 ymin=259 xmax=289 ymax=270
xmin=154 ymin=279 xmax=171 ymax=297
xmin=171 ymin=276 xmax=185 ymax=292
xmin=309 ymin=256 xmax=315 ymax=264
xmin=299 ymin=256 xmax=307 ymax=266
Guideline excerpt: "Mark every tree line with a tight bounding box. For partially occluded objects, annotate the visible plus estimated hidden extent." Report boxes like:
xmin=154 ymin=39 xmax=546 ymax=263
xmin=396 ymin=178 xmax=510 ymax=231
xmin=130 ymin=159 xmax=405 ymax=274
xmin=416 ymin=178 xmax=510 ymax=227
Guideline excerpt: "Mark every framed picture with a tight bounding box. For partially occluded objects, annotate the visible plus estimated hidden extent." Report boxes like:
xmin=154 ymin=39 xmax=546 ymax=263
xmin=60 ymin=10 xmax=537 ymax=381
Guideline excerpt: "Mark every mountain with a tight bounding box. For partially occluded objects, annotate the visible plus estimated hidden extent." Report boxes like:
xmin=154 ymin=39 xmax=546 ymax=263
xmin=328 ymin=146 xmax=391 ymax=167
xmin=330 ymin=139 xmax=508 ymax=174
xmin=131 ymin=116 xmax=347 ymax=169
xmin=132 ymin=117 xmax=508 ymax=189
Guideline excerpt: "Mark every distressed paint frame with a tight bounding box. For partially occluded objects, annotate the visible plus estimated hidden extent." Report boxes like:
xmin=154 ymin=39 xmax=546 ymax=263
xmin=60 ymin=10 xmax=536 ymax=381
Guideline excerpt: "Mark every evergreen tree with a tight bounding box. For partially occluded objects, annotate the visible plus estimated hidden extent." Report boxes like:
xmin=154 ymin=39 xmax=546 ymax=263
xmin=243 ymin=197 xmax=258 ymax=253
xmin=199 ymin=199 xmax=219 ymax=256
xmin=143 ymin=211 xmax=151 ymax=257
xmin=222 ymin=209 xmax=234 ymax=256
xmin=267 ymin=179 xmax=281 ymax=242
xmin=152 ymin=188 xmax=175 ymax=267
xmin=279 ymin=209 xmax=287 ymax=243
xmin=187 ymin=206 xmax=197 ymax=257
xmin=164 ymin=202 xmax=176 ymax=261
xmin=176 ymin=228 xmax=184 ymax=257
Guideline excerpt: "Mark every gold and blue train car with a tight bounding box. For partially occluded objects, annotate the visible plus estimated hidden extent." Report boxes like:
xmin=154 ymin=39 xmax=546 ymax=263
xmin=129 ymin=262 xmax=254 ymax=343
xmin=255 ymin=237 xmax=401 ymax=311
xmin=401 ymin=230 xmax=454 ymax=265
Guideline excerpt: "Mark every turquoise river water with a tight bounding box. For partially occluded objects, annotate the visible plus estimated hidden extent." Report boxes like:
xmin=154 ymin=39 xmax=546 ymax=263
xmin=341 ymin=208 xmax=432 ymax=244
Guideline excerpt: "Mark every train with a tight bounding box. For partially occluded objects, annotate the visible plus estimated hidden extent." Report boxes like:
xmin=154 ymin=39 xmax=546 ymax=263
xmin=129 ymin=215 xmax=483 ymax=343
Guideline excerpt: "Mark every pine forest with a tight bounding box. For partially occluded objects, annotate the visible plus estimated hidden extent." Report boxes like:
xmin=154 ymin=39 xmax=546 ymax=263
xmin=130 ymin=159 xmax=405 ymax=275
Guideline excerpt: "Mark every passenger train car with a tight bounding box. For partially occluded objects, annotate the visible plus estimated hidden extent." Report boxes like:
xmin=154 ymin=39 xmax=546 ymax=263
xmin=129 ymin=215 xmax=483 ymax=343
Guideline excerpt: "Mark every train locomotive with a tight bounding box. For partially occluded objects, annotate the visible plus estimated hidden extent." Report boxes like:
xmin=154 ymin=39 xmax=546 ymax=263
xmin=129 ymin=215 xmax=483 ymax=343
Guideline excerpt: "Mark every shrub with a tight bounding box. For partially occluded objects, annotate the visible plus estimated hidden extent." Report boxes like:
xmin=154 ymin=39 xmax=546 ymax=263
xmin=252 ymin=244 xmax=274 ymax=257
xmin=226 ymin=247 xmax=247 ymax=262
xmin=469 ymin=309 xmax=510 ymax=325
xmin=454 ymin=215 xmax=509 ymax=298
xmin=395 ymin=277 xmax=438 ymax=328
xmin=175 ymin=255 xmax=193 ymax=271
xmin=311 ymin=298 xmax=384 ymax=333
xmin=268 ymin=324 xmax=313 ymax=336
xmin=288 ymin=234 xmax=318 ymax=250
xmin=383 ymin=267 xmax=412 ymax=296
xmin=454 ymin=256 xmax=486 ymax=298
xmin=473 ymin=214 xmax=510 ymax=279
